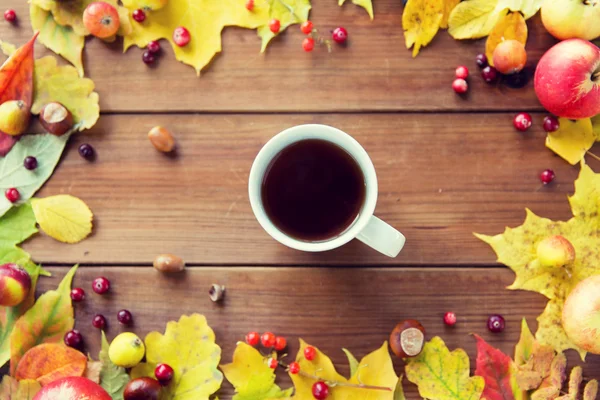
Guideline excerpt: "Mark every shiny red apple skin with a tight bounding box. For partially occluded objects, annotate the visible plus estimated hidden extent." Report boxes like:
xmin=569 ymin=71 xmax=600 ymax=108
xmin=562 ymin=275 xmax=600 ymax=355
xmin=33 ymin=377 xmax=112 ymax=400
xmin=534 ymin=39 xmax=600 ymax=119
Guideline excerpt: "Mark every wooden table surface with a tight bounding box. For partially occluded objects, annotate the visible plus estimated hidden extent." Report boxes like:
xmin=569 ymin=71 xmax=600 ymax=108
xmin=2 ymin=0 xmax=599 ymax=398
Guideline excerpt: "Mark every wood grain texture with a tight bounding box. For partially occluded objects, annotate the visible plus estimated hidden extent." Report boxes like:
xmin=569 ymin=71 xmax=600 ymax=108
xmin=38 ymin=266 xmax=600 ymax=399
xmin=23 ymin=113 xmax=592 ymax=265
xmin=0 ymin=1 xmax=555 ymax=113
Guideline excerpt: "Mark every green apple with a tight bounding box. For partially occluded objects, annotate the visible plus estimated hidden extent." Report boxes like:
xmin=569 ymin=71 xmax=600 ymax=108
xmin=541 ymin=0 xmax=600 ymax=41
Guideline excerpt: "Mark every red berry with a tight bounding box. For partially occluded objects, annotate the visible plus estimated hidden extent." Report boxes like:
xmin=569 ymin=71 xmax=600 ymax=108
xmin=92 ymin=314 xmax=106 ymax=329
xmin=4 ymin=9 xmax=16 ymax=22
xmin=147 ymin=40 xmax=161 ymax=53
xmin=540 ymin=169 xmax=555 ymax=185
xmin=443 ymin=312 xmax=457 ymax=326
xmin=452 ymin=78 xmax=468 ymax=94
xmin=117 ymin=309 xmax=133 ymax=325
xmin=261 ymin=332 xmax=276 ymax=348
xmin=481 ymin=66 xmax=498 ymax=83
xmin=24 ymin=156 xmax=38 ymax=170
xmin=246 ymin=331 xmax=260 ymax=346
xmin=513 ymin=112 xmax=532 ymax=132
xmin=487 ymin=314 xmax=505 ymax=333
xmin=304 ymin=346 xmax=316 ymax=361
xmin=289 ymin=361 xmax=300 ymax=374
xmin=173 ymin=26 xmax=190 ymax=47
xmin=5 ymin=188 xmax=19 ymax=203
xmin=245 ymin=0 xmax=254 ymax=11
xmin=155 ymin=363 xmax=174 ymax=386
xmin=300 ymin=21 xmax=313 ymax=34
xmin=475 ymin=53 xmax=488 ymax=68
xmin=332 ymin=26 xmax=348 ymax=44
xmin=302 ymin=37 xmax=315 ymax=52
xmin=64 ymin=329 xmax=83 ymax=348
xmin=543 ymin=116 xmax=560 ymax=133
xmin=312 ymin=381 xmax=329 ymax=400
xmin=274 ymin=336 xmax=287 ymax=351
xmin=70 ymin=288 xmax=85 ymax=302
xmin=132 ymin=9 xmax=146 ymax=22
xmin=455 ymin=65 xmax=469 ymax=79
xmin=92 ymin=276 xmax=110 ymax=294
xmin=142 ymin=51 xmax=155 ymax=65
xmin=267 ymin=357 xmax=278 ymax=369
xmin=269 ymin=19 xmax=281 ymax=33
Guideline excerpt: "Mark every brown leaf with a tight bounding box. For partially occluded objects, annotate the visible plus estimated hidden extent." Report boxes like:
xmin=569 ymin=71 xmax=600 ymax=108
xmin=485 ymin=10 xmax=528 ymax=67
xmin=584 ymin=380 xmax=598 ymax=400
xmin=84 ymin=360 xmax=103 ymax=384
xmin=516 ymin=341 xmax=555 ymax=390
xmin=556 ymin=366 xmax=582 ymax=400
xmin=531 ymin=353 xmax=566 ymax=400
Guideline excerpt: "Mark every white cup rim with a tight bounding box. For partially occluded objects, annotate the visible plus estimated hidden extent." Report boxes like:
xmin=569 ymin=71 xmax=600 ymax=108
xmin=248 ymin=124 xmax=378 ymax=252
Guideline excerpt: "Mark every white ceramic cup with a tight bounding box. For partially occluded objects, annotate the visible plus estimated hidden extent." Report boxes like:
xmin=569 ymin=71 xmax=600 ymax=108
xmin=249 ymin=124 xmax=406 ymax=258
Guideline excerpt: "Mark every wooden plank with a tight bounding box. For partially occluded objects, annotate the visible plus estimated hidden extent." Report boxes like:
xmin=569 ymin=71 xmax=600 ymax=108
xmin=36 ymin=266 xmax=599 ymax=399
xmin=23 ymin=113 xmax=586 ymax=265
xmin=0 ymin=1 xmax=555 ymax=113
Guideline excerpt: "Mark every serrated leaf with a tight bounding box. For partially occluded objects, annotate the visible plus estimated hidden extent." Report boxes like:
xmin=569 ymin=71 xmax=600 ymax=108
xmin=530 ymin=353 xmax=566 ymax=400
xmin=99 ymin=331 xmax=129 ymax=399
xmin=0 ymin=376 xmax=41 ymax=399
xmin=555 ymin=366 xmax=582 ymax=400
xmin=9 ymin=265 xmax=78 ymax=375
xmin=258 ymin=0 xmax=311 ymax=53
xmin=85 ymin=361 xmax=103 ymax=384
xmin=221 ymin=342 xmax=292 ymax=400
xmin=546 ymin=118 xmax=595 ymax=165
xmin=342 ymin=348 xmax=359 ymax=378
xmin=131 ymin=314 xmax=223 ymax=400
xmin=31 ymin=0 xmax=93 ymax=36
xmin=448 ymin=0 xmax=501 ymax=39
xmin=31 ymin=195 xmax=93 ymax=244
xmin=402 ymin=0 xmax=444 ymax=57
xmin=499 ymin=0 xmax=543 ymax=19
xmin=405 ymin=336 xmax=484 ymax=400
xmin=0 ymin=202 xmax=38 ymax=247
xmin=485 ymin=10 xmax=527 ymax=67
xmin=338 ymin=0 xmax=373 ymax=19
xmin=473 ymin=334 xmax=519 ymax=400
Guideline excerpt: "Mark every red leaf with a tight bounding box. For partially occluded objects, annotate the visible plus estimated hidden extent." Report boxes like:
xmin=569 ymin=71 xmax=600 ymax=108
xmin=0 ymin=32 xmax=38 ymax=156
xmin=474 ymin=334 xmax=516 ymax=400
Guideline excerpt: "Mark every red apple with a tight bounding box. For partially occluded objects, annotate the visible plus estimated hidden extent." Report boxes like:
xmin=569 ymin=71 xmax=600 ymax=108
xmin=562 ymin=275 xmax=600 ymax=355
xmin=534 ymin=39 xmax=600 ymax=119
xmin=541 ymin=0 xmax=600 ymax=41
xmin=0 ymin=263 xmax=31 ymax=307
xmin=33 ymin=377 xmax=111 ymax=400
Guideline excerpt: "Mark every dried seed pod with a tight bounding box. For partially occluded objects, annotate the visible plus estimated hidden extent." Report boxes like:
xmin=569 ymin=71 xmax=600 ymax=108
xmin=39 ymin=102 xmax=73 ymax=136
xmin=389 ymin=319 xmax=426 ymax=358
xmin=209 ymin=284 xmax=225 ymax=302
xmin=148 ymin=126 xmax=175 ymax=153
xmin=153 ymin=254 xmax=185 ymax=273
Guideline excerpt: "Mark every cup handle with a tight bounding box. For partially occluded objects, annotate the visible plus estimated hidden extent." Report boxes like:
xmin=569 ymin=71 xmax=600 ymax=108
xmin=356 ymin=216 xmax=405 ymax=258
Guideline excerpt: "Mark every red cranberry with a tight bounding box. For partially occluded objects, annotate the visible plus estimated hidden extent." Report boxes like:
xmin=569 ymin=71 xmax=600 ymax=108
xmin=92 ymin=276 xmax=110 ymax=294
xmin=543 ymin=116 xmax=560 ymax=133
xmin=260 ymin=332 xmax=276 ymax=348
xmin=452 ymin=78 xmax=468 ymax=94
xmin=64 ymin=329 xmax=83 ymax=348
xmin=147 ymin=40 xmax=161 ymax=53
xmin=173 ymin=26 xmax=190 ymax=47
xmin=443 ymin=311 xmax=457 ymax=326
xmin=142 ymin=51 xmax=155 ymax=65
xmin=304 ymin=346 xmax=316 ymax=361
xmin=455 ymin=65 xmax=469 ymax=79
xmin=540 ymin=169 xmax=555 ymax=185
xmin=154 ymin=363 xmax=174 ymax=386
xmin=70 ymin=288 xmax=85 ymax=302
xmin=513 ymin=112 xmax=532 ymax=132
xmin=117 ymin=309 xmax=133 ymax=325
xmin=245 ymin=331 xmax=259 ymax=346
xmin=289 ymin=361 xmax=300 ymax=374
xmin=487 ymin=314 xmax=505 ymax=333
xmin=132 ymin=9 xmax=146 ymax=22
xmin=475 ymin=53 xmax=488 ymax=68
xmin=312 ymin=382 xmax=329 ymax=400
xmin=78 ymin=143 xmax=95 ymax=160
xmin=5 ymin=188 xmax=20 ymax=203
xmin=92 ymin=314 xmax=107 ymax=329
xmin=332 ymin=27 xmax=348 ymax=44
xmin=4 ymin=9 xmax=16 ymax=22
xmin=481 ymin=66 xmax=498 ymax=83
xmin=24 ymin=156 xmax=38 ymax=170
xmin=274 ymin=336 xmax=287 ymax=351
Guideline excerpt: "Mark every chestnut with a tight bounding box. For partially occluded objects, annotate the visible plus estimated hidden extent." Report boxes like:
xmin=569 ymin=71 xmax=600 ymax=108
xmin=123 ymin=377 xmax=161 ymax=400
xmin=39 ymin=102 xmax=73 ymax=136
xmin=389 ymin=319 xmax=426 ymax=358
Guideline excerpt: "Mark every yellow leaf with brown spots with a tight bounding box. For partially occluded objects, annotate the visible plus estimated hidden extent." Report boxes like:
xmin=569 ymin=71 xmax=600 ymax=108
xmin=402 ymin=0 xmax=444 ymax=57
xmin=485 ymin=10 xmax=527 ymax=67
xmin=476 ymin=163 xmax=600 ymax=359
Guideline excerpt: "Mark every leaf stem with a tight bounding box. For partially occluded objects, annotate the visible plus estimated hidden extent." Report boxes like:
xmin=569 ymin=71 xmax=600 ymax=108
xmin=587 ymin=150 xmax=600 ymax=162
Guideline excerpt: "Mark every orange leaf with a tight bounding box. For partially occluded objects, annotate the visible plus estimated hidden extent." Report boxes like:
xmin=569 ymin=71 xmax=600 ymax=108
xmin=15 ymin=343 xmax=87 ymax=386
xmin=485 ymin=10 xmax=528 ymax=67
xmin=0 ymin=32 xmax=37 ymax=156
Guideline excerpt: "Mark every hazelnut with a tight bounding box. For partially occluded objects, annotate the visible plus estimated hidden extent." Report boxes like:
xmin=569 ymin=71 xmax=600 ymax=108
xmin=389 ymin=319 xmax=426 ymax=358
xmin=39 ymin=102 xmax=73 ymax=136
xmin=123 ymin=377 xmax=161 ymax=400
xmin=153 ymin=254 xmax=185 ymax=273
xmin=209 ymin=284 xmax=225 ymax=302
xmin=148 ymin=126 xmax=175 ymax=153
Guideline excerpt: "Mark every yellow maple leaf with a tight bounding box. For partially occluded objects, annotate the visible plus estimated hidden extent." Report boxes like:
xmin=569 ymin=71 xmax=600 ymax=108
xmin=221 ymin=342 xmax=293 ymax=399
xmin=130 ymin=314 xmax=223 ymax=400
xmin=338 ymin=0 xmax=373 ymax=20
xmin=290 ymin=340 xmax=397 ymax=399
xmin=402 ymin=0 xmax=444 ymax=57
xmin=485 ymin=10 xmax=527 ymax=67
xmin=476 ymin=163 xmax=600 ymax=358
xmin=0 ymin=376 xmax=40 ymax=399
xmin=405 ymin=336 xmax=484 ymax=400
xmin=546 ymin=118 xmax=594 ymax=165
xmin=258 ymin=0 xmax=311 ymax=53
xmin=31 ymin=195 xmax=93 ymax=244
xmin=122 ymin=0 xmax=270 ymax=75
